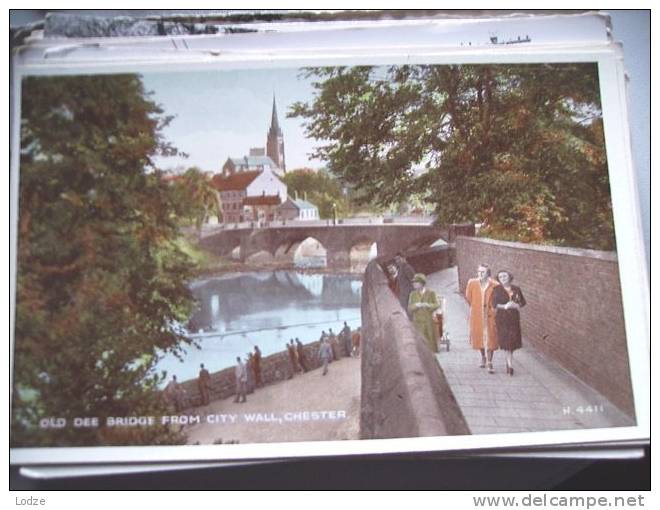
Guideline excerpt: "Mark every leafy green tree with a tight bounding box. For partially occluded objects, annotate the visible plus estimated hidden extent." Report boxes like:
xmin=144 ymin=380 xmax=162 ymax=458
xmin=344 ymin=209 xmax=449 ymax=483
xmin=169 ymin=167 xmax=222 ymax=238
xmin=13 ymin=74 xmax=195 ymax=446
xmin=290 ymin=64 xmax=614 ymax=249
xmin=282 ymin=168 xmax=350 ymax=219
xmin=282 ymin=167 xmax=386 ymax=219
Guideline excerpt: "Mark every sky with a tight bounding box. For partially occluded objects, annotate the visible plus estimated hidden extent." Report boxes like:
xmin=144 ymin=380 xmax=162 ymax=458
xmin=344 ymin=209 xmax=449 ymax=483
xmin=141 ymin=68 xmax=323 ymax=173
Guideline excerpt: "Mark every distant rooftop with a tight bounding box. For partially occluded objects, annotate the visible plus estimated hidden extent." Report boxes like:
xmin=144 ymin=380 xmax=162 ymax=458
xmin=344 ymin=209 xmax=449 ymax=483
xmin=211 ymin=171 xmax=261 ymax=191
xmin=286 ymin=197 xmax=318 ymax=210
xmin=227 ymin=155 xmax=278 ymax=169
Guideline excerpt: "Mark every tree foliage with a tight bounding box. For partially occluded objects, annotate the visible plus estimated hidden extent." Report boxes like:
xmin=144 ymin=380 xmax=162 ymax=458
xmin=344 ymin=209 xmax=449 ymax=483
xmin=281 ymin=168 xmax=350 ymax=219
xmin=282 ymin=167 xmax=387 ymax=219
xmin=13 ymin=74 xmax=195 ymax=446
xmin=290 ymin=64 xmax=614 ymax=249
xmin=169 ymin=167 xmax=222 ymax=237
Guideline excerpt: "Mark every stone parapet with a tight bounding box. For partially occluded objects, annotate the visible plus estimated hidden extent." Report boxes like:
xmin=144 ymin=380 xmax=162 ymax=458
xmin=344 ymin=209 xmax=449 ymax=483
xmin=360 ymin=260 xmax=469 ymax=439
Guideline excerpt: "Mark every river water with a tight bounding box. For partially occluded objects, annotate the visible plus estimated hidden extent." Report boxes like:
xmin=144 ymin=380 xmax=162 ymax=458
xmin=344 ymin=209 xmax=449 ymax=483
xmin=155 ymin=270 xmax=363 ymax=384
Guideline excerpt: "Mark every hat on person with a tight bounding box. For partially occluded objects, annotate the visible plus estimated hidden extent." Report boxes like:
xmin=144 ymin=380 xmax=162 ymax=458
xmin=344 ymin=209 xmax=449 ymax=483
xmin=412 ymin=273 xmax=426 ymax=284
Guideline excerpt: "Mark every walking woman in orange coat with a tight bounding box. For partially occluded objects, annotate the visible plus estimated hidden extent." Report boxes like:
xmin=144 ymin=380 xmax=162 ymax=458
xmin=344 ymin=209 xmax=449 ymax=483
xmin=465 ymin=263 xmax=499 ymax=373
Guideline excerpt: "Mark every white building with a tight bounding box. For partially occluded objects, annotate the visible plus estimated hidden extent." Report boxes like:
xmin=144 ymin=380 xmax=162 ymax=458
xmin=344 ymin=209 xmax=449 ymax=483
xmin=212 ymin=165 xmax=287 ymax=224
xmin=278 ymin=197 xmax=320 ymax=221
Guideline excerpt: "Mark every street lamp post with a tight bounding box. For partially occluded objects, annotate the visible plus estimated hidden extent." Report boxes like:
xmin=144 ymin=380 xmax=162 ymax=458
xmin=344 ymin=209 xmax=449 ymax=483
xmin=332 ymin=202 xmax=337 ymax=226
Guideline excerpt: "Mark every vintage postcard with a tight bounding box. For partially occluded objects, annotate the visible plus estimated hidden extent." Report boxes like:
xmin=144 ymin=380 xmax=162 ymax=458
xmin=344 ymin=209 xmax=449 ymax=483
xmin=9 ymin=14 xmax=650 ymax=465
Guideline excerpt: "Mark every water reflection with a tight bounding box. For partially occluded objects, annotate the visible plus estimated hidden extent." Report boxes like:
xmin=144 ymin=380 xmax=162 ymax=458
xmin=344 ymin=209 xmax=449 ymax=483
xmin=293 ymin=237 xmax=327 ymax=269
xmin=155 ymin=271 xmax=362 ymax=384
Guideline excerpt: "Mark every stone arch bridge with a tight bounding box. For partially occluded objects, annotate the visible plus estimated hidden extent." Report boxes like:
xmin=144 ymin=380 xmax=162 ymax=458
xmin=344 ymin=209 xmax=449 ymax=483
xmin=199 ymin=223 xmax=451 ymax=269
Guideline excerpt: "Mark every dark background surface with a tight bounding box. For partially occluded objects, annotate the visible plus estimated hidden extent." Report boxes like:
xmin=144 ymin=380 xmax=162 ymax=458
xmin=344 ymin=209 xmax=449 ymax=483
xmin=9 ymin=447 xmax=651 ymax=490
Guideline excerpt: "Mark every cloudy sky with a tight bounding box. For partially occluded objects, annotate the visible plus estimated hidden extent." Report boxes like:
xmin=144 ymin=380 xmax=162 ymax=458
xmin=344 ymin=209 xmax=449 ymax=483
xmin=141 ymin=67 xmax=323 ymax=173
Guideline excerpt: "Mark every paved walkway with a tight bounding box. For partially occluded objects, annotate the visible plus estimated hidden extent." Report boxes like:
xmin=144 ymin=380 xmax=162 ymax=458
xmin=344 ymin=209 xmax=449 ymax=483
xmin=183 ymin=356 xmax=361 ymax=445
xmin=428 ymin=267 xmax=634 ymax=435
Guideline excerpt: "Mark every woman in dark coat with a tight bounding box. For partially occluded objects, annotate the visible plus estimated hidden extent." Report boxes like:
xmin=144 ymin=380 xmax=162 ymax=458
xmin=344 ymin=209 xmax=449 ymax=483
xmin=491 ymin=270 xmax=526 ymax=376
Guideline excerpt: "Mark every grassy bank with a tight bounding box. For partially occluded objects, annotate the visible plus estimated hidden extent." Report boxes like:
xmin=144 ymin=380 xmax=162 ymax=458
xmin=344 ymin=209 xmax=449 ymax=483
xmin=174 ymin=236 xmax=232 ymax=276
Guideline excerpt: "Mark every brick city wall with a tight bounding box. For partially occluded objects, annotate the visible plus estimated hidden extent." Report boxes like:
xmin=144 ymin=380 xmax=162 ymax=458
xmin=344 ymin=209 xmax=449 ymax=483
xmin=360 ymin=259 xmax=469 ymax=439
xmin=177 ymin=339 xmax=352 ymax=409
xmin=455 ymin=236 xmax=635 ymax=419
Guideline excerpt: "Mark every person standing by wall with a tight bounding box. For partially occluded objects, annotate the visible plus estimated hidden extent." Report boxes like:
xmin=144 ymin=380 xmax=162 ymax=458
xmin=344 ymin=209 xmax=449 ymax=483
xmin=287 ymin=339 xmax=298 ymax=378
xmin=165 ymin=375 xmax=186 ymax=412
xmin=328 ymin=328 xmax=339 ymax=360
xmin=295 ymin=338 xmax=309 ymax=372
xmin=319 ymin=337 xmax=333 ymax=376
xmin=351 ymin=326 xmax=361 ymax=357
xmin=197 ymin=364 xmax=211 ymax=406
xmin=465 ymin=263 xmax=499 ymax=373
xmin=395 ymin=253 xmax=415 ymax=315
xmin=385 ymin=263 xmax=399 ymax=295
xmin=491 ymin=270 xmax=526 ymax=376
xmin=233 ymin=357 xmax=247 ymax=403
xmin=408 ymin=273 xmax=441 ymax=353
xmin=253 ymin=345 xmax=262 ymax=387
xmin=246 ymin=352 xmax=255 ymax=394
xmin=340 ymin=321 xmax=352 ymax=357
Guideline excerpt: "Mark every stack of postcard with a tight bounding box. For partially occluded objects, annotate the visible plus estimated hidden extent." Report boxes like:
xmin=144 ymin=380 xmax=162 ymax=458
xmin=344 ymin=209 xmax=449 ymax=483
xmin=9 ymin=10 xmax=649 ymax=479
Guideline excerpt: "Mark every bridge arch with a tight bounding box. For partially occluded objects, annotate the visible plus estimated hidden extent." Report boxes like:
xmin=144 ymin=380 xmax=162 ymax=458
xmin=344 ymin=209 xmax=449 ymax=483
xmin=228 ymin=242 xmax=242 ymax=260
xmin=349 ymin=237 xmax=379 ymax=272
xmin=275 ymin=236 xmax=328 ymax=268
xmin=199 ymin=223 xmax=450 ymax=268
xmin=245 ymin=250 xmax=275 ymax=264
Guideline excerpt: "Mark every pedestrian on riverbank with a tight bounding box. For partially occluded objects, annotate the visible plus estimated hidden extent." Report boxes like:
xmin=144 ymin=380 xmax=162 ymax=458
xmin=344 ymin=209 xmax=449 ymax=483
xmin=295 ymin=338 xmax=309 ymax=372
xmin=465 ymin=263 xmax=499 ymax=373
xmin=253 ymin=345 xmax=262 ymax=387
xmin=319 ymin=338 xmax=333 ymax=376
xmin=197 ymin=364 xmax=211 ymax=406
xmin=328 ymin=328 xmax=339 ymax=360
xmin=340 ymin=321 xmax=352 ymax=356
xmin=233 ymin=357 xmax=247 ymax=403
xmin=165 ymin=375 xmax=187 ymax=412
xmin=287 ymin=339 xmax=299 ymax=378
xmin=491 ymin=270 xmax=526 ymax=376
xmin=351 ymin=327 xmax=361 ymax=357
xmin=246 ymin=353 xmax=255 ymax=394
xmin=408 ymin=273 xmax=441 ymax=353
xmin=395 ymin=253 xmax=415 ymax=316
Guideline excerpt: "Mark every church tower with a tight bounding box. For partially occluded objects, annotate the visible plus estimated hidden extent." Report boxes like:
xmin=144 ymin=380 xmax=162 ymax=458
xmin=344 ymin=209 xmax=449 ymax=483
xmin=266 ymin=95 xmax=286 ymax=172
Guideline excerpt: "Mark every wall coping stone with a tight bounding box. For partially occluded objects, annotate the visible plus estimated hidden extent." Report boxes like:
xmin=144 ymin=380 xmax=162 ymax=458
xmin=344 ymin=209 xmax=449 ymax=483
xmin=456 ymin=236 xmax=618 ymax=262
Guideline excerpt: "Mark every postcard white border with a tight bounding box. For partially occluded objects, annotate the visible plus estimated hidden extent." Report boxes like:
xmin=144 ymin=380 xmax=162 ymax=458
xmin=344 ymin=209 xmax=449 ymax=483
xmin=9 ymin=26 xmax=650 ymax=465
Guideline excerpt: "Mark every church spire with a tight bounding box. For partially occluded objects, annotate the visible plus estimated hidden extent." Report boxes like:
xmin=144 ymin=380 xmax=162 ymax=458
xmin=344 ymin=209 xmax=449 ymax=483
xmin=266 ymin=94 xmax=286 ymax=172
xmin=269 ymin=94 xmax=282 ymax=136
